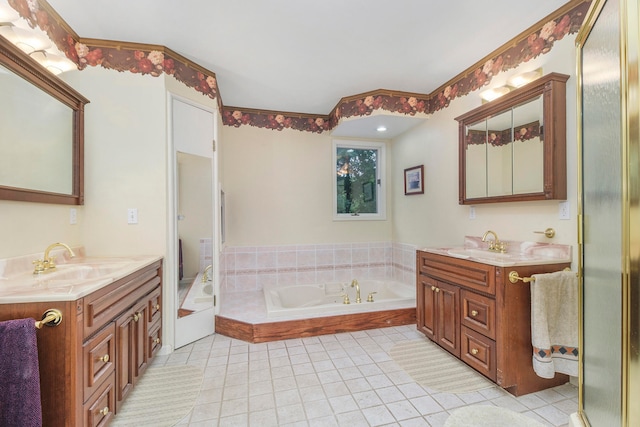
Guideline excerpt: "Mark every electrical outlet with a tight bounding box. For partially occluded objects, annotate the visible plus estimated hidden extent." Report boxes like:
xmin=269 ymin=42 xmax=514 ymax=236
xmin=127 ymin=208 xmax=138 ymax=224
xmin=69 ymin=208 xmax=77 ymax=225
xmin=469 ymin=206 xmax=476 ymax=220
xmin=559 ymin=201 xmax=570 ymax=220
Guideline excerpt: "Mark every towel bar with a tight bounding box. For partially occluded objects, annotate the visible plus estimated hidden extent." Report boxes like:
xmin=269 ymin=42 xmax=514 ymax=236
xmin=508 ymin=268 xmax=575 ymax=284
xmin=35 ymin=309 xmax=63 ymax=329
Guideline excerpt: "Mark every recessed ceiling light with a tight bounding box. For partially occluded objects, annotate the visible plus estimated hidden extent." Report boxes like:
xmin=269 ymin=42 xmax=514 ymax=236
xmin=376 ymin=126 xmax=387 ymax=132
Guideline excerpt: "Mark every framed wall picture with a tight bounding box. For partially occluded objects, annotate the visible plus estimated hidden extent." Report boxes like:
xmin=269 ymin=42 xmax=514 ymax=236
xmin=404 ymin=165 xmax=424 ymax=195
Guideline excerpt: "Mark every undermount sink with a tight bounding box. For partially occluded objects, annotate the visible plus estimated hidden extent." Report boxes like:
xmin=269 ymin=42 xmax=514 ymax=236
xmin=446 ymin=248 xmax=542 ymax=265
xmin=34 ymin=263 xmax=129 ymax=281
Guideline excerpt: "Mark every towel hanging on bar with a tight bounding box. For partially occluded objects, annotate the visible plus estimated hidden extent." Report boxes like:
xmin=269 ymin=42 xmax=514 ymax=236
xmin=0 ymin=318 xmax=43 ymax=427
xmin=530 ymin=270 xmax=579 ymax=379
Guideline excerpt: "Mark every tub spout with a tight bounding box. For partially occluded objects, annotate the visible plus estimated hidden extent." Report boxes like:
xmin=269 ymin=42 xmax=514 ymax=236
xmin=351 ymin=279 xmax=361 ymax=303
xmin=202 ymin=264 xmax=213 ymax=282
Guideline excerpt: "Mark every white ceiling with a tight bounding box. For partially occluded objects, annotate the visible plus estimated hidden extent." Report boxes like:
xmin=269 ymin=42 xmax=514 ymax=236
xmin=46 ymin=0 xmax=569 ymax=115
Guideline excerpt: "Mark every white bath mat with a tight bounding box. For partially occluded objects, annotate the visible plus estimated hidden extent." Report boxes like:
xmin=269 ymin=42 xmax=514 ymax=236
xmin=390 ymin=339 xmax=495 ymax=393
xmin=110 ymin=364 xmax=203 ymax=426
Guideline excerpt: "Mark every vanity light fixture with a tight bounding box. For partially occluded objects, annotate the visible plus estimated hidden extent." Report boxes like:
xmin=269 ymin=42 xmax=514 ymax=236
xmin=0 ymin=24 xmax=51 ymax=54
xmin=0 ymin=4 xmax=19 ymax=22
xmin=30 ymin=51 xmax=76 ymax=75
xmin=376 ymin=125 xmax=387 ymax=132
xmin=479 ymin=85 xmax=511 ymax=103
xmin=508 ymin=68 xmax=543 ymax=88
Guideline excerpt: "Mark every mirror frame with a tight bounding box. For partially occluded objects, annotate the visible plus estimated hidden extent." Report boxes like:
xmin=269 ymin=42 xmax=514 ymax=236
xmin=0 ymin=35 xmax=89 ymax=205
xmin=455 ymin=72 xmax=569 ymax=205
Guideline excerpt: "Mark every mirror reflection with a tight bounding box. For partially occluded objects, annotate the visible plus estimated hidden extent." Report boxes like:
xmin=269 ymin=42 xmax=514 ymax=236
xmin=176 ymin=152 xmax=214 ymax=318
xmin=0 ymin=64 xmax=74 ymax=194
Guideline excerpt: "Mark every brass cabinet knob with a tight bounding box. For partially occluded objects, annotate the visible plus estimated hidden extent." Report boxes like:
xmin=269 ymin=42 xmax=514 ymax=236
xmin=133 ymin=312 xmax=140 ymax=322
xmin=471 ymin=348 xmax=479 ymax=355
xmin=100 ymin=354 xmax=109 ymax=363
xmin=471 ymin=310 xmax=478 ymax=317
xmin=100 ymin=407 xmax=109 ymax=416
xmin=154 ymin=338 xmax=161 ymax=344
xmin=155 ymin=304 xmax=160 ymax=310
xmin=431 ymin=286 xmax=436 ymax=291
xmin=435 ymin=287 xmax=440 ymax=293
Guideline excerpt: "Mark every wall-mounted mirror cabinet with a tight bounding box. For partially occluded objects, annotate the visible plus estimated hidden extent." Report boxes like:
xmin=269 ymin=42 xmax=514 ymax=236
xmin=455 ymin=72 xmax=568 ymax=204
xmin=0 ymin=35 xmax=89 ymax=205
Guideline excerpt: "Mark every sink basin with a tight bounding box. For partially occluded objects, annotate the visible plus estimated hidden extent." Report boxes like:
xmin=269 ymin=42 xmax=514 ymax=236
xmin=34 ymin=263 xmax=129 ymax=281
xmin=446 ymin=248 xmax=543 ymax=265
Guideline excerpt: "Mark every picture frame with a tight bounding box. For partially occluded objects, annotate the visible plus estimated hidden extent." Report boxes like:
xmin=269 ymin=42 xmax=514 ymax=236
xmin=404 ymin=165 xmax=424 ymax=195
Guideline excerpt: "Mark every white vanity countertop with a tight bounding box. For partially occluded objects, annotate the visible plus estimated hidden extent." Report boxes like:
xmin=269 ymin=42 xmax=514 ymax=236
xmin=0 ymin=251 xmax=162 ymax=303
xmin=420 ymin=236 xmax=572 ymax=267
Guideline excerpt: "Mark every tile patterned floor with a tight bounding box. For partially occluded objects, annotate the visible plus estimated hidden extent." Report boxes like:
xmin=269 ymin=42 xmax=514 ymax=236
xmin=151 ymin=325 xmax=577 ymax=426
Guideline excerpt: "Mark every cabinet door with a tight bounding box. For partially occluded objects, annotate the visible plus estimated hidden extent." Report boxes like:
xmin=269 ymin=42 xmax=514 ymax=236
xmin=417 ymin=276 xmax=437 ymax=340
xmin=115 ymin=300 xmax=148 ymax=411
xmin=436 ymin=280 xmax=460 ymax=357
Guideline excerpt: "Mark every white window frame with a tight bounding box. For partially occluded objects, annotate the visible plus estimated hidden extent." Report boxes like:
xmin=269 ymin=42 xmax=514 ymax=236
xmin=332 ymin=139 xmax=386 ymax=221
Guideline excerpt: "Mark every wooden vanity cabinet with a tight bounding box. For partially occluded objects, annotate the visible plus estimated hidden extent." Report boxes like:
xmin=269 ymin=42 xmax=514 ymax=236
xmin=416 ymin=251 xmax=569 ymax=396
xmin=0 ymin=259 xmax=162 ymax=427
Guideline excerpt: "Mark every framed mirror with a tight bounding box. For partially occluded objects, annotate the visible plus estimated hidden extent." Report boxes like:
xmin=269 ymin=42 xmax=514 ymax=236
xmin=0 ymin=35 xmax=89 ymax=205
xmin=455 ymin=72 xmax=568 ymax=204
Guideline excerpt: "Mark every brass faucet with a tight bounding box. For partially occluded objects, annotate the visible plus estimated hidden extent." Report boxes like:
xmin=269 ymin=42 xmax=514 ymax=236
xmin=202 ymin=264 xmax=213 ymax=282
xmin=481 ymin=230 xmax=507 ymax=253
xmin=34 ymin=242 xmax=76 ymax=274
xmin=351 ymin=279 xmax=361 ymax=303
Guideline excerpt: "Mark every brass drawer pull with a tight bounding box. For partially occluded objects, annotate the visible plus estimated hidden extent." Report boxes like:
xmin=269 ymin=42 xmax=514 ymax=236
xmin=133 ymin=312 xmax=140 ymax=322
xmin=155 ymin=304 xmax=160 ymax=310
xmin=471 ymin=310 xmax=478 ymax=317
xmin=471 ymin=348 xmax=479 ymax=355
xmin=154 ymin=338 xmax=161 ymax=344
xmin=100 ymin=407 xmax=109 ymax=416
xmin=100 ymin=354 xmax=109 ymax=363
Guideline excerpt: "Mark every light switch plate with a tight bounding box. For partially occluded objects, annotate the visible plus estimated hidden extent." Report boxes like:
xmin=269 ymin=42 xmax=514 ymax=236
xmin=559 ymin=201 xmax=570 ymax=220
xmin=127 ymin=208 xmax=138 ymax=224
xmin=70 ymin=208 xmax=77 ymax=225
xmin=469 ymin=206 xmax=476 ymax=220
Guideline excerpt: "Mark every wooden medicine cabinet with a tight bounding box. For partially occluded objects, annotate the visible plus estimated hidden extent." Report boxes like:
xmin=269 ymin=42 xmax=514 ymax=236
xmin=455 ymin=72 xmax=569 ymax=204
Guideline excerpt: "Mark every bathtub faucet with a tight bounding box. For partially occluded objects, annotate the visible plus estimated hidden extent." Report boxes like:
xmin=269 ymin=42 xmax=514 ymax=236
xmin=202 ymin=264 xmax=213 ymax=282
xmin=351 ymin=279 xmax=361 ymax=303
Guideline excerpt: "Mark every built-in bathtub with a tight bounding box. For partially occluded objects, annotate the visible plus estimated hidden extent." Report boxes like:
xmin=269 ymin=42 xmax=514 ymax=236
xmin=263 ymin=280 xmax=415 ymax=318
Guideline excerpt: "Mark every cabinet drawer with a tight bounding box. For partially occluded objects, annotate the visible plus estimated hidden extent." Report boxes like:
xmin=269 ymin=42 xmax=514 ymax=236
xmin=461 ymin=290 xmax=496 ymax=340
xmin=148 ymin=320 xmax=162 ymax=360
xmin=418 ymin=251 xmax=496 ymax=295
xmin=83 ymin=372 xmax=115 ymax=427
xmin=147 ymin=286 xmax=162 ymax=325
xmin=83 ymin=322 xmax=116 ymax=402
xmin=83 ymin=261 xmax=162 ymax=339
xmin=461 ymin=326 xmax=496 ymax=381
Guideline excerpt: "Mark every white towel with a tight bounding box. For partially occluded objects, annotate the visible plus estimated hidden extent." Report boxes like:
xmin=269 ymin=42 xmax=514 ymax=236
xmin=530 ymin=270 xmax=579 ymax=378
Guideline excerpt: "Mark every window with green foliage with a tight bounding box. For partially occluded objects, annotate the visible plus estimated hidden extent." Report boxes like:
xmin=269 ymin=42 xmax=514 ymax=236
xmin=333 ymin=140 xmax=386 ymax=220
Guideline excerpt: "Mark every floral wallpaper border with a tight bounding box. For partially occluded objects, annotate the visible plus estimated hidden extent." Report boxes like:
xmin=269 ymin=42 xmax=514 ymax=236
xmin=467 ymin=121 xmax=542 ymax=147
xmin=8 ymin=0 xmax=590 ymax=134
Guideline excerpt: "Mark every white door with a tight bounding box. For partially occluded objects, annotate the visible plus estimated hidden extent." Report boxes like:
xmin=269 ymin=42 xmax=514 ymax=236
xmin=171 ymin=96 xmax=218 ymax=348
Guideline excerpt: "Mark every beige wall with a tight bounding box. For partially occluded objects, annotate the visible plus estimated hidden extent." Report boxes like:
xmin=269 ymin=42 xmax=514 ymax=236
xmin=391 ymin=36 xmax=578 ymax=262
xmin=220 ymin=126 xmax=393 ymax=246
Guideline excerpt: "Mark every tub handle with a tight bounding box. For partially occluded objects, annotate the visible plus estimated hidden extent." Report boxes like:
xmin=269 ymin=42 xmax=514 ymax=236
xmin=366 ymin=292 xmax=377 ymax=303
xmin=342 ymin=294 xmax=350 ymax=304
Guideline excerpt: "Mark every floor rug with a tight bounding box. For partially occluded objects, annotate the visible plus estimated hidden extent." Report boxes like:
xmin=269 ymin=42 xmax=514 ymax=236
xmin=390 ymin=339 xmax=495 ymax=393
xmin=445 ymin=405 xmax=545 ymax=426
xmin=110 ymin=364 xmax=203 ymax=427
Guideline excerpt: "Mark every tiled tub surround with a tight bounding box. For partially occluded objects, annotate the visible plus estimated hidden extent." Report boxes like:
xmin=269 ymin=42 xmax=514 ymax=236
xmin=221 ymin=242 xmax=417 ymax=294
xmin=216 ymin=242 xmax=418 ymax=341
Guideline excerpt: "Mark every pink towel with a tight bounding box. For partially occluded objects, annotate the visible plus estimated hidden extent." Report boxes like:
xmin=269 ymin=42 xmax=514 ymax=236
xmin=0 ymin=318 xmax=43 ymax=427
